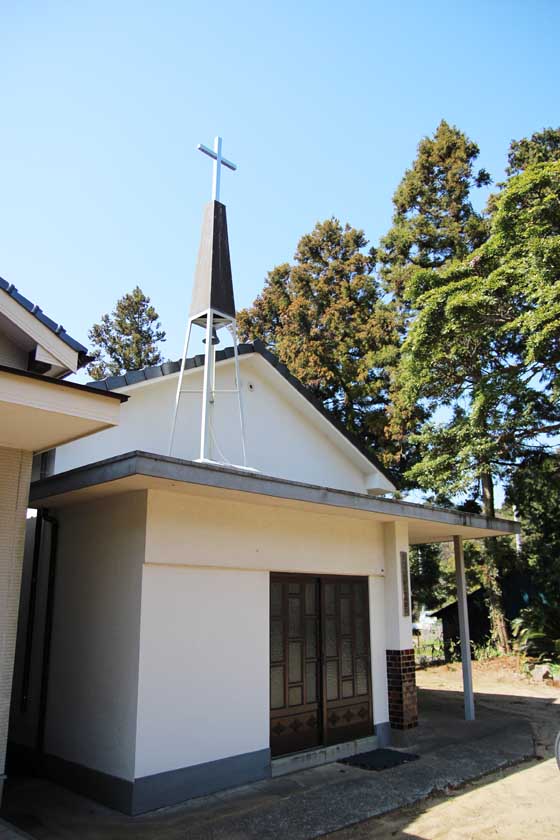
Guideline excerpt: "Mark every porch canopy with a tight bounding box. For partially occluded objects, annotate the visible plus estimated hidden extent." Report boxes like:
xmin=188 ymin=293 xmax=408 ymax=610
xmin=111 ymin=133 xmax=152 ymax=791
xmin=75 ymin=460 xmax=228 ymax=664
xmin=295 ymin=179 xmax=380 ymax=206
xmin=30 ymin=450 xmax=519 ymax=727
xmin=0 ymin=365 xmax=127 ymax=453
xmin=29 ymin=450 xmax=516 ymax=545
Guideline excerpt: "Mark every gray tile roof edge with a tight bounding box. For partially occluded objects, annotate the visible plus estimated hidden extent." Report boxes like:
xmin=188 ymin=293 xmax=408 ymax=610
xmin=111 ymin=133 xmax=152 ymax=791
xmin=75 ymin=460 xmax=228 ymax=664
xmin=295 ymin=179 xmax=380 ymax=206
xmin=85 ymin=344 xmax=251 ymax=390
xmin=0 ymin=276 xmax=89 ymax=362
xmin=28 ymin=449 xmax=520 ymax=536
xmin=84 ymin=341 xmax=396 ymax=486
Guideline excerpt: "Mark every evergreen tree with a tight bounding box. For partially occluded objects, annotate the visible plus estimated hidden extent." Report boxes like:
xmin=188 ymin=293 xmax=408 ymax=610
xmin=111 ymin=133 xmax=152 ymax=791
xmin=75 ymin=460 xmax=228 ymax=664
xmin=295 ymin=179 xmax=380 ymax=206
xmin=506 ymin=127 xmax=560 ymax=176
xmin=378 ymin=119 xmax=491 ymax=303
xmin=506 ymin=452 xmax=560 ymax=605
xmin=396 ymin=160 xmax=560 ymax=649
xmin=87 ymin=286 xmax=166 ymax=379
xmin=238 ymin=219 xmax=402 ymax=469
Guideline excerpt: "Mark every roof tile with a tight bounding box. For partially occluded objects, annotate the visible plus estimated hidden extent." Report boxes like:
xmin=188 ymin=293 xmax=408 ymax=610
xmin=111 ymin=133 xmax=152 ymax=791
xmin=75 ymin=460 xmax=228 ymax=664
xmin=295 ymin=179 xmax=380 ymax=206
xmin=0 ymin=275 xmax=88 ymax=359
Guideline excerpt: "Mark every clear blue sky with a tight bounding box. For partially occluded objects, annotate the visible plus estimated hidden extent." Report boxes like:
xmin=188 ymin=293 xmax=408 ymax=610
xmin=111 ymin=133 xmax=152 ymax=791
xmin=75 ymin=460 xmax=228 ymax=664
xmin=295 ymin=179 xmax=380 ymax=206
xmin=2 ymin=1 xmax=559 ymax=369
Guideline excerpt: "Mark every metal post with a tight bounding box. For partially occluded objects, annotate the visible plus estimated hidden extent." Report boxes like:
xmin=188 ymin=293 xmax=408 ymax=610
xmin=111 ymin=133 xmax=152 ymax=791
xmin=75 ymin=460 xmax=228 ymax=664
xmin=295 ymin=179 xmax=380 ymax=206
xmin=231 ymin=320 xmax=248 ymax=467
xmin=200 ymin=311 xmax=214 ymax=461
xmin=168 ymin=318 xmax=193 ymax=456
xmin=454 ymin=535 xmax=475 ymax=720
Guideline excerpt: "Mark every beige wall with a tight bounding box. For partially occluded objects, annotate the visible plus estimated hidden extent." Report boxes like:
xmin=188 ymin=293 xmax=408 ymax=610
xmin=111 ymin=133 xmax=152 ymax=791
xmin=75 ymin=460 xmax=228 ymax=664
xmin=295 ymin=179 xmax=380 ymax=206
xmin=135 ymin=565 xmax=270 ymax=777
xmin=43 ymin=493 xmax=146 ymax=781
xmin=145 ymin=489 xmax=385 ymax=576
xmin=54 ymin=355 xmax=390 ymax=494
xmin=13 ymin=485 xmax=409 ymax=787
xmin=141 ymin=488 xmax=393 ymax=768
xmin=383 ymin=521 xmax=413 ymax=650
xmin=0 ymin=446 xmax=32 ymax=796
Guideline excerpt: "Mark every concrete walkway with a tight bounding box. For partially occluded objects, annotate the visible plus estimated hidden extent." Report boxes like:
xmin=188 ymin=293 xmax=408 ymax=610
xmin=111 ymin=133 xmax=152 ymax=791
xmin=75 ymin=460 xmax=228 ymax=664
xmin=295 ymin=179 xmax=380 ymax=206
xmin=0 ymin=688 xmax=537 ymax=840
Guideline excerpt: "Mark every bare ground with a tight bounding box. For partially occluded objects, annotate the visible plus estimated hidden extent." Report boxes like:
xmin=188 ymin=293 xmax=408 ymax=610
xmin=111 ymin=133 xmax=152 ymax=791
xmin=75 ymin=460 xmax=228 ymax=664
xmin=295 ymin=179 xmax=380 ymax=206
xmin=326 ymin=659 xmax=560 ymax=840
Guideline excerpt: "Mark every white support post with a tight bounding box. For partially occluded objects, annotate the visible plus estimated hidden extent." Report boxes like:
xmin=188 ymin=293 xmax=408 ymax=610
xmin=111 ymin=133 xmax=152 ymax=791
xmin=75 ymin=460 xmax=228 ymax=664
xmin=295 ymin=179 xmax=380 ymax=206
xmin=231 ymin=321 xmax=248 ymax=467
xmin=454 ymin=535 xmax=475 ymax=721
xmin=168 ymin=318 xmax=193 ymax=456
xmin=199 ymin=311 xmax=214 ymax=461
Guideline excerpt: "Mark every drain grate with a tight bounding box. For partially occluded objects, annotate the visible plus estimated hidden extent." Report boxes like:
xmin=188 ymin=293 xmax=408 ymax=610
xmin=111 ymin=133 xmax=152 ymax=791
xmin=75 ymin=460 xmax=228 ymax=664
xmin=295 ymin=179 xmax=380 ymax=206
xmin=339 ymin=748 xmax=419 ymax=771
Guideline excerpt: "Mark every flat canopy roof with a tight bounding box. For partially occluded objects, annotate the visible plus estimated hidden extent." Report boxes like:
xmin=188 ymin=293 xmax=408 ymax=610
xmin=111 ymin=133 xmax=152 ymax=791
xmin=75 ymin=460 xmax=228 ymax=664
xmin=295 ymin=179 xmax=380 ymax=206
xmin=0 ymin=366 xmax=128 ymax=453
xmin=29 ymin=451 xmax=519 ymax=545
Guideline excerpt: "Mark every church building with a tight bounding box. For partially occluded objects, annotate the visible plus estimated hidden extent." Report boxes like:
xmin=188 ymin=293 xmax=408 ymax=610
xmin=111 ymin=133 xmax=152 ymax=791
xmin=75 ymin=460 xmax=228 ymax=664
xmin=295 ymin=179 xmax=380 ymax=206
xmin=8 ymin=139 xmax=517 ymax=815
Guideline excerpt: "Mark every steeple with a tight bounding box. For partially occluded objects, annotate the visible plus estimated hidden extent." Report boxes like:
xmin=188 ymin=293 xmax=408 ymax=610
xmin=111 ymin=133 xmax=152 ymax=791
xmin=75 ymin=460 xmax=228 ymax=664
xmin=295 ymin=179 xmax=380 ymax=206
xmin=189 ymin=200 xmax=236 ymax=325
xmin=168 ymin=135 xmax=251 ymax=470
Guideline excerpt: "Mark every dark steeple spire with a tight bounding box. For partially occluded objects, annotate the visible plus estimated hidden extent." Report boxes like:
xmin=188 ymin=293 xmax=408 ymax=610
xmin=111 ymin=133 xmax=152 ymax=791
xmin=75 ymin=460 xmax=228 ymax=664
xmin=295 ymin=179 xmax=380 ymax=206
xmin=189 ymin=200 xmax=236 ymax=325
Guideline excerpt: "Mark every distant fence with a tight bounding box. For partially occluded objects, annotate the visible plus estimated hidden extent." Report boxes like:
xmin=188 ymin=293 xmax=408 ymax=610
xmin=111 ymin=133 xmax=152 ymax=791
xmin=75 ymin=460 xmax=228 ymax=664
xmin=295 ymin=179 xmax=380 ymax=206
xmin=414 ymin=639 xmax=447 ymax=667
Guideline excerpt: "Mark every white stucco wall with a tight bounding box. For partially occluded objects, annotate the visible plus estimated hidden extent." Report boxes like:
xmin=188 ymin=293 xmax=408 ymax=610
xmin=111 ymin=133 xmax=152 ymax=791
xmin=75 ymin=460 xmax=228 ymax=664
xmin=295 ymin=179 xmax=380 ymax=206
xmin=134 ymin=487 xmax=390 ymax=775
xmin=383 ymin=521 xmax=413 ymax=650
xmin=135 ymin=565 xmax=270 ymax=778
xmin=43 ymin=492 xmax=146 ymax=781
xmin=369 ymin=575 xmax=389 ymax=725
xmin=145 ymin=489 xmax=385 ymax=576
xmin=54 ymin=354 xmax=383 ymax=494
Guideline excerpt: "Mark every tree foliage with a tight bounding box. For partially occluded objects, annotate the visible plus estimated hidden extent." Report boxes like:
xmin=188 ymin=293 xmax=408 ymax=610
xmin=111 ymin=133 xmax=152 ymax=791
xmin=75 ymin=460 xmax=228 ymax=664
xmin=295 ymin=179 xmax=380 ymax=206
xmin=378 ymin=119 xmax=490 ymax=302
xmin=506 ymin=127 xmax=560 ymax=176
xmin=398 ymin=160 xmax=560 ymax=505
xmin=506 ymin=453 xmax=560 ymax=603
xmin=88 ymin=286 xmax=166 ymax=379
xmin=238 ymin=219 xmax=402 ymax=468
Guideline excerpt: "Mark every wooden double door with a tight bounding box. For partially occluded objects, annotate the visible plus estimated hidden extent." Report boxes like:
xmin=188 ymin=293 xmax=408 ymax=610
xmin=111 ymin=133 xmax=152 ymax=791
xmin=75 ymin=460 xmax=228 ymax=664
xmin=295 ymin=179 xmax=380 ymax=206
xmin=270 ymin=574 xmax=374 ymax=757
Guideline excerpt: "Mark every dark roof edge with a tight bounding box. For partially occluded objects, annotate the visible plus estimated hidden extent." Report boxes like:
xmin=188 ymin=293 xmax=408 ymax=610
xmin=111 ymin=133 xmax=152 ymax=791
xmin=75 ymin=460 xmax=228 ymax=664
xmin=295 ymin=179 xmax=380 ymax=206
xmin=28 ymin=450 xmax=519 ymax=538
xmin=0 ymin=364 xmax=128 ymax=401
xmin=0 ymin=276 xmax=89 ymax=363
xmin=86 ymin=340 xmax=396 ymax=488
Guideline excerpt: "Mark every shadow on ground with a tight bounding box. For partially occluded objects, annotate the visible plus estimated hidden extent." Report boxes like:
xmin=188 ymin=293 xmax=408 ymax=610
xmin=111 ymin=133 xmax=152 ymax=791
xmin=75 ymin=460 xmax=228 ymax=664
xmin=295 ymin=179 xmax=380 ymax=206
xmin=1 ymin=686 xmax=558 ymax=840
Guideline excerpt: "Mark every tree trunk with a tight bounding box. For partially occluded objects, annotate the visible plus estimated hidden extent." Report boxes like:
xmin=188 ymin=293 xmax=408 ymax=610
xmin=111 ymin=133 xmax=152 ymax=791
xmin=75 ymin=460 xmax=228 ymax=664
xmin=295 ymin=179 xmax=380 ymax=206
xmin=480 ymin=471 xmax=511 ymax=654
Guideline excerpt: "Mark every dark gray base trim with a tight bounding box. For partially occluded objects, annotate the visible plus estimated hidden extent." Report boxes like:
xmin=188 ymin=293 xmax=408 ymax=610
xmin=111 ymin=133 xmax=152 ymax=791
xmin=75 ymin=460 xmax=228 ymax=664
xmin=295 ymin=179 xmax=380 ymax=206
xmin=7 ymin=741 xmax=271 ymax=815
xmin=46 ymin=752 xmax=134 ymax=813
xmin=374 ymin=721 xmax=392 ymax=747
xmin=132 ymin=748 xmax=271 ymax=814
xmin=8 ymin=742 xmax=133 ymax=813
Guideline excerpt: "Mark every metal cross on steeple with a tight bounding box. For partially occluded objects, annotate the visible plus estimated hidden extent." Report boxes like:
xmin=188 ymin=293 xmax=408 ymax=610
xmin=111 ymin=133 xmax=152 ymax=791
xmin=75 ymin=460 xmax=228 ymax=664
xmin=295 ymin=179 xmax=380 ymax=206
xmin=197 ymin=136 xmax=237 ymax=203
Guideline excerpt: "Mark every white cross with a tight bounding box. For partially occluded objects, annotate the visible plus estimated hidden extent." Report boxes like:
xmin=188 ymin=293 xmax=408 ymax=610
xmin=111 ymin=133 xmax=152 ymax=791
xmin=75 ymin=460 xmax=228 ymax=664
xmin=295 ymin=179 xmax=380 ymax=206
xmin=197 ymin=136 xmax=237 ymax=203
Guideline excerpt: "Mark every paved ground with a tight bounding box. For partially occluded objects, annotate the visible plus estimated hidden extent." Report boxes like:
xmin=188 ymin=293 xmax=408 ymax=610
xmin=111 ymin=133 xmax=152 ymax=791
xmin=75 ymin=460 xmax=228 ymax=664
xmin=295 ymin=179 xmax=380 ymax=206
xmin=1 ymin=661 xmax=557 ymax=839
xmin=327 ymin=662 xmax=560 ymax=840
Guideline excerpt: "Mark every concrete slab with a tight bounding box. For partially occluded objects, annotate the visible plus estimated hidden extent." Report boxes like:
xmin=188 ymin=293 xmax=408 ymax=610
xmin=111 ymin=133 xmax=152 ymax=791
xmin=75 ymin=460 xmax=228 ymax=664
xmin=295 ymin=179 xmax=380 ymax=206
xmin=0 ymin=688 xmax=537 ymax=840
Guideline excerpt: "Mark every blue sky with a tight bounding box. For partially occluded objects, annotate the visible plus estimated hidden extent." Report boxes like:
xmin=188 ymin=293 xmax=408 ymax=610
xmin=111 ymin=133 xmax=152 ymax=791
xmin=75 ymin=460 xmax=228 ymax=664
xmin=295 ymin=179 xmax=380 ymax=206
xmin=2 ymin=1 xmax=559 ymax=369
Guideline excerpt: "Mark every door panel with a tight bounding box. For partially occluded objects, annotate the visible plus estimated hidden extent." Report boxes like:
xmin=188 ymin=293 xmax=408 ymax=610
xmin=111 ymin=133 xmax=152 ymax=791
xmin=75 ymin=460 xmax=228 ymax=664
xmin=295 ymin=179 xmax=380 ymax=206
xmin=270 ymin=575 xmax=373 ymax=757
xmin=270 ymin=577 xmax=321 ymax=756
xmin=322 ymin=578 xmax=374 ymax=746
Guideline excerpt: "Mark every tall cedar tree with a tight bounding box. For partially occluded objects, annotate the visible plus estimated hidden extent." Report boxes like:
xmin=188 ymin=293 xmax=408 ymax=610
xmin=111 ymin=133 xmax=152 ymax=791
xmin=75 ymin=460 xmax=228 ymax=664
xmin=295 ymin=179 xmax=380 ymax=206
xmin=378 ymin=121 xmax=491 ymax=475
xmin=378 ymin=120 xmax=491 ymax=303
xmin=238 ymin=219 xmax=401 ymax=470
xmin=88 ymin=286 xmax=166 ymax=379
xmin=398 ymin=159 xmax=560 ymax=647
xmin=506 ymin=127 xmax=560 ymax=176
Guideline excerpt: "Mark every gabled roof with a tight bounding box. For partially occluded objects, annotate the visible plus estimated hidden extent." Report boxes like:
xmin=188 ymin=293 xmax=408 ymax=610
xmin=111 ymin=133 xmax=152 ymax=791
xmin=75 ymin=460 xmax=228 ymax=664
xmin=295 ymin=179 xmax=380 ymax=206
xmin=0 ymin=276 xmax=89 ymax=361
xmin=86 ymin=339 xmax=397 ymax=489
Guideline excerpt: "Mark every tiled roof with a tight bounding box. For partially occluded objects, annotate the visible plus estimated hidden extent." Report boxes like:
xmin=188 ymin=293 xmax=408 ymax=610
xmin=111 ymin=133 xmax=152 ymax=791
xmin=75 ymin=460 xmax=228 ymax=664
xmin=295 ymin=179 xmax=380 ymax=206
xmin=87 ymin=344 xmax=255 ymax=391
xmin=0 ymin=276 xmax=89 ymax=357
